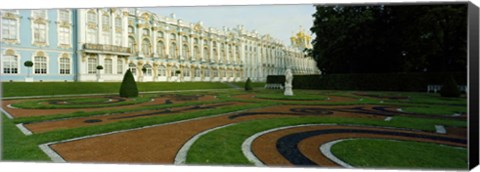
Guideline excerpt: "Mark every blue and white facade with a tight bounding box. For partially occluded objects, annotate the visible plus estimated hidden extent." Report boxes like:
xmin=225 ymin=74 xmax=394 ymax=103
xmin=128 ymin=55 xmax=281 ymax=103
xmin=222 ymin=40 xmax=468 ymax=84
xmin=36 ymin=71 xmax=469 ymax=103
xmin=1 ymin=9 xmax=77 ymax=82
xmin=1 ymin=8 xmax=319 ymax=82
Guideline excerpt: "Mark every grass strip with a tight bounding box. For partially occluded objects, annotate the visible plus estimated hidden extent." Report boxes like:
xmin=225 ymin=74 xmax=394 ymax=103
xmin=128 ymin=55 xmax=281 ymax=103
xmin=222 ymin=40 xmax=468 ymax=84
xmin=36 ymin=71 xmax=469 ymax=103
xmin=13 ymin=99 xmax=228 ymax=124
xmin=2 ymin=115 xmax=51 ymax=161
xmin=331 ymin=139 xmax=467 ymax=169
xmin=10 ymin=96 xmax=153 ymax=109
xmin=186 ymin=116 xmax=466 ymax=165
xmin=2 ymin=82 xmax=233 ymax=97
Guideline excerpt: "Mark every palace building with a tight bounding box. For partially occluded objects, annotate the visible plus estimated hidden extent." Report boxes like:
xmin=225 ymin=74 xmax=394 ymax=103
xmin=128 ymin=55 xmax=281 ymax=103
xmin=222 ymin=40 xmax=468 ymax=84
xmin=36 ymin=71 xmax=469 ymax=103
xmin=1 ymin=8 xmax=320 ymax=82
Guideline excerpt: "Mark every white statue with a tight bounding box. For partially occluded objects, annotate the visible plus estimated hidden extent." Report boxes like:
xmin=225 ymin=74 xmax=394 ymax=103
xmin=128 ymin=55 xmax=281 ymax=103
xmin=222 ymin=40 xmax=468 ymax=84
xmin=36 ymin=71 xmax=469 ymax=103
xmin=284 ymin=69 xmax=294 ymax=96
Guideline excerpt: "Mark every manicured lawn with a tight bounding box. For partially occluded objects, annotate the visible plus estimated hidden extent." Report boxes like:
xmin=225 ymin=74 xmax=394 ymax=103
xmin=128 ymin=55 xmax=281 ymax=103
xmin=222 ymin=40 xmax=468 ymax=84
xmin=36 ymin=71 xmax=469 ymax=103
xmin=401 ymin=105 xmax=466 ymax=115
xmin=2 ymin=115 xmax=50 ymax=161
xmin=255 ymin=90 xmax=329 ymax=101
xmin=186 ymin=116 xmax=466 ymax=165
xmin=331 ymin=139 xmax=467 ymax=169
xmin=10 ymin=96 xmax=152 ymax=109
xmin=231 ymin=82 xmax=265 ymax=88
xmin=2 ymin=82 xmax=233 ymax=97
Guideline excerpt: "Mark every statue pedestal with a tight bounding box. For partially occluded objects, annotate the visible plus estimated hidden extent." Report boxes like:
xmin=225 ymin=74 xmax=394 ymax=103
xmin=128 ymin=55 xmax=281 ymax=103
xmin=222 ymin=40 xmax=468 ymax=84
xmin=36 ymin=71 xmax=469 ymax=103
xmin=284 ymin=83 xmax=294 ymax=96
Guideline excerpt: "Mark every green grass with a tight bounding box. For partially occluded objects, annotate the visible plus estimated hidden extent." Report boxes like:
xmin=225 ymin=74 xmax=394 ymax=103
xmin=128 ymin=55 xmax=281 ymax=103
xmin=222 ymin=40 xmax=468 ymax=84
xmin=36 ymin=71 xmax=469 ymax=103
xmin=10 ymin=96 xmax=153 ymax=109
xmin=2 ymin=115 xmax=51 ymax=161
xmin=331 ymin=139 xmax=467 ymax=169
xmin=2 ymin=101 xmax=276 ymax=161
xmin=401 ymin=105 xmax=466 ymax=115
xmin=13 ymin=99 xmax=229 ymax=124
xmin=255 ymin=93 xmax=328 ymax=101
xmin=186 ymin=116 xmax=466 ymax=165
xmin=231 ymin=82 xmax=265 ymax=88
xmin=2 ymin=82 xmax=232 ymax=97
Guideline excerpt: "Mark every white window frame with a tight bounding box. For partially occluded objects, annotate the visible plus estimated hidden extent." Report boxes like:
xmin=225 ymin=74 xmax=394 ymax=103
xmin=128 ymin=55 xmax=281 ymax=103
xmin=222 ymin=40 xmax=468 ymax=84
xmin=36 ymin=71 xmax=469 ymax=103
xmin=87 ymin=57 xmax=97 ymax=74
xmin=32 ymin=22 xmax=48 ymax=45
xmin=58 ymin=55 xmax=71 ymax=75
xmin=58 ymin=26 xmax=71 ymax=46
xmin=144 ymin=64 xmax=152 ymax=76
xmin=104 ymin=58 xmax=113 ymax=74
xmin=117 ymin=59 xmax=124 ymax=74
xmin=158 ymin=66 xmax=166 ymax=76
xmin=33 ymin=54 xmax=48 ymax=74
xmin=1 ymin=17 xmax=20 ymax=42
xmin=1 ymin=53 xmax=19 ymax=74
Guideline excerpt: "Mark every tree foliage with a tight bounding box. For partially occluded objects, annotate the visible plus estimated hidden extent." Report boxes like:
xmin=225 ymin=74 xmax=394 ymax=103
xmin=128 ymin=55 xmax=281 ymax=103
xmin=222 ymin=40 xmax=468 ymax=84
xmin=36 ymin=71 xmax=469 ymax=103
xmin=310 ymin=4 xmax=467 ymax=74
xmin=119 ymin=69 xmax=139 ymax=98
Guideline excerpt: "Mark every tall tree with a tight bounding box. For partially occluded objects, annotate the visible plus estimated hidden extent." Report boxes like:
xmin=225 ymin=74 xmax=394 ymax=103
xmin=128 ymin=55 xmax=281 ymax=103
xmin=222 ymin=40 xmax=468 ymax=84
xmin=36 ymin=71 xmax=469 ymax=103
xmin=310 ymin=4 xmax=467 ymax=74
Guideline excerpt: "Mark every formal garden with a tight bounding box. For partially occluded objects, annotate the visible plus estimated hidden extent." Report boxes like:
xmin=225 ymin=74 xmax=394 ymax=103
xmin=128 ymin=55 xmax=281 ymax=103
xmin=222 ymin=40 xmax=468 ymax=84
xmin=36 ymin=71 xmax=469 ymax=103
xmin=1 ymin=3 xmax=471 ymax=170
xmin=1 ymin=71 xmax=468 ymax=170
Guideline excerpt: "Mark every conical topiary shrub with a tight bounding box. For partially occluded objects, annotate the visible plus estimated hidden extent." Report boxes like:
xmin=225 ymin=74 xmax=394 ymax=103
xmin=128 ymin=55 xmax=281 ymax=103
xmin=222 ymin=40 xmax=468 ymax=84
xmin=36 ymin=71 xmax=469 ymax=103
xmin=245 ymin=77 xmax=253 ymax=91
xmin=119 ymin=69 xmax=139 ymax=98
xmin=440 ymin=75 xmax=460 ymax=97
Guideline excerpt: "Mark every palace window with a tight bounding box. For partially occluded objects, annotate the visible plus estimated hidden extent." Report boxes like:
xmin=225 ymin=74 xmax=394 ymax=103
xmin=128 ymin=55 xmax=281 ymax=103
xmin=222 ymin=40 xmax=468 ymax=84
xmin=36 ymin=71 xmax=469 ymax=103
xmin=128 ymin=37 xmax=135 ymax=53
xmin=87 ymin=11 xmax=96 ymax=24
xmin=34 ymin=55 xmax=47 ymax=74
xmin=2 ymin=54 xmax=18 ymax=74
xmin=158 ymin=66 xmax=166 ymax=77
xmin=59 ymin=10 xmax=70 ymax=23
xmin=86 ymin=11 xmax=97 ymax=43
xmin=115 ymin=17 xmax=122 ymax=46
xmin=157 ymin=31 xmax=164 ymax=38
xmin=203 ymin=47 xmax=209 ymax=61
xmin=182 ymin=36 xmax=188 ymax=42
xmin=213 ymin=69 xmax=218 ymax=77
xmin=115 ymin=32 xmax=122 ymax=46
xmin=143 ymin=64 xmax=152 ymax=76
xmin=170 ymin=42 xmax=177 ymax=58
xmin=193 ymin=46 xmax=200 ymax=61
xmin=183 ymin=69 xmax=190 ymax=77
xmin=59 ymin=56 xmax=70 ymax=74
xmin=104 ymin=58 xmax=112 ymax=74
xmin=58 ymin=26 xmax=70 ymax=45
xmin=170 ymin=33 xmax=176 ymax=40
xmin=171 ymin=67 xmax=178 ymax=76
xmin=157 ymin=41 xmax=165 ymax=58
xmin=2 ymin=18 xmax=17 ymax=40
xmin=212 ymin=49 xmax=217 ymax=62
xmin=142 ymin=39 xmax=151 ymax=57
xmin=204 ymin=69 xmax=210 ymax=77
xmin=33 ymin=22 xmax=47 ymax=43
xmin=194 ymin=68 xmax=200 ymax=77
xmin=182 ymin=44 xmax=189 ymax=58
xmin=102 ymin=15 xmax=111 ymax=44
xmin=129 ymin=63 xmax=136 ymax=75
xmin=102 ymin=15 xmax=110 ymax=30
xmin=87 ymin=57 xmax=97 ymax=74
xmin=115 ymin=17 xmax=122 ymax=30
xmin=117 ymin=59 xmax=123 ymax=74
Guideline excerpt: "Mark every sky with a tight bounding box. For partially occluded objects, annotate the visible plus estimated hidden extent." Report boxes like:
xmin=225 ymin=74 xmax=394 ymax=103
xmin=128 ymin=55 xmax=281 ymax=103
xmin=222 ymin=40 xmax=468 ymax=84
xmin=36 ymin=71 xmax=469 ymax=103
xmin=144 ymin=4 xmax=316 ymax=45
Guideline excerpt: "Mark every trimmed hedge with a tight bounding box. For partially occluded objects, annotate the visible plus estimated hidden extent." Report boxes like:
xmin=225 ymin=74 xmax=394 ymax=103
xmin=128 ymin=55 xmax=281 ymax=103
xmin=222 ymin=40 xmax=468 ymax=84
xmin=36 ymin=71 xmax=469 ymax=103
xmin=440 ymin=75 xmax=461 ymax=97
xmin=245 ymin=78 xmax=253 ymax=91
xmin=119 ymin=69 xmax=139 ymax=98
xmin=266 ymin=72 xmax=466 ymax=92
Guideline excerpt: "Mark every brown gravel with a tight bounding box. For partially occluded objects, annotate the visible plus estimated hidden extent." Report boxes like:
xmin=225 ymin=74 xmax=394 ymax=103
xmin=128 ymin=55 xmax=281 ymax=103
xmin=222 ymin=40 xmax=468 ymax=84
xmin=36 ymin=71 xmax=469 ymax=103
xmin=49 ymin=104 xmax=386 ymax=164
xmin=251 ymin=125 xmax=466 ymax=167
xmin=25 ymin=102 xmax=243 ymax=133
